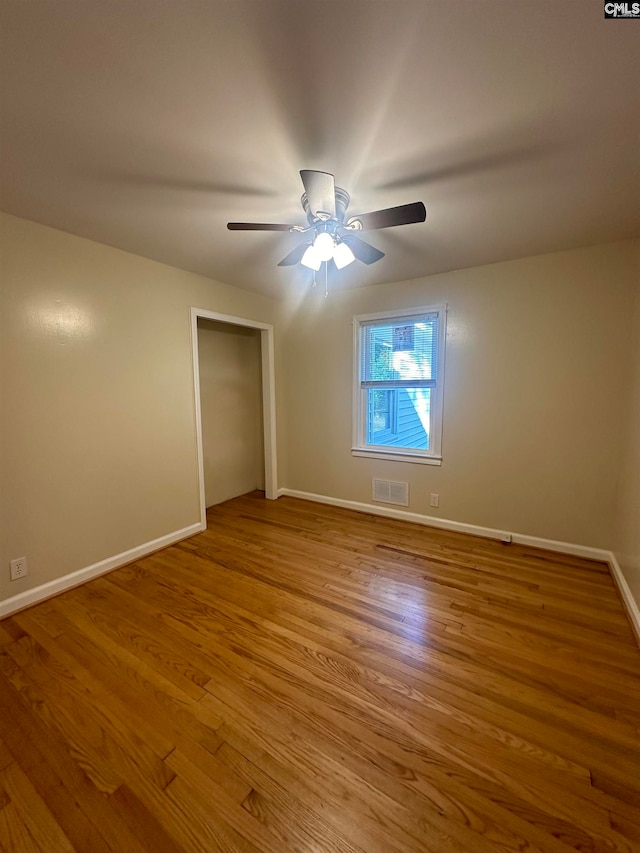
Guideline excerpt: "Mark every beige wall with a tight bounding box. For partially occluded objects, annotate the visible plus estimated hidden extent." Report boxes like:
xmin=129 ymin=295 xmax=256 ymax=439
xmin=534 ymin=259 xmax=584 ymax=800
xmin=281 ymin=239 xmax=639 ymax=551
xmin=197 ymin=319 xmax=264 ymax=507
xmin=2 ymin=210 xmax=638 ymax=614
xmin=613 ymin=267 xmax=640 ymax=606
xmin=0 ymin=213 xmax=281 ymax=603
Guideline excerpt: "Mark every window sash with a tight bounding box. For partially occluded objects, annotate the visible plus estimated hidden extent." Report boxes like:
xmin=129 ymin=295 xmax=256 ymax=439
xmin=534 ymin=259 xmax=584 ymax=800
xmin=359 ymin=312 xmax=439 ymax=387
xmin=360 ymin=379 xmax=436 ymax=389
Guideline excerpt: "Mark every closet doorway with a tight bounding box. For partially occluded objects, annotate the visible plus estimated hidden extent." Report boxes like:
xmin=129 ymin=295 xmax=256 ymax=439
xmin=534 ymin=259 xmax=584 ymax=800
xmin=191 ymin=308 xmax=277 ymax=530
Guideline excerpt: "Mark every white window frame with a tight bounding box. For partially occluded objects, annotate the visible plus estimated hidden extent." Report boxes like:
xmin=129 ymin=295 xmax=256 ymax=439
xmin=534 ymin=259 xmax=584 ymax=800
xmin=352 ymin=304 xmax=446 ymax=465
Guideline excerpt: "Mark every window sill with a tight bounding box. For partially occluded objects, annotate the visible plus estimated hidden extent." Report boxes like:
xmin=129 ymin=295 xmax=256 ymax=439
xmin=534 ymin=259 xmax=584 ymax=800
xmin=351 ymin=448 xmax=442 ymax=465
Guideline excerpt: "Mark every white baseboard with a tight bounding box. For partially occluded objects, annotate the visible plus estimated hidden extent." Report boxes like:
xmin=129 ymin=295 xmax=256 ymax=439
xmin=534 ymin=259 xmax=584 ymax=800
xmin=5 ymin=491 xmax=639 ymax=647
xmin=607 ymin=553 xmax=640 ymax=644
xmin=278 ymin=488 xmax=611 ymax=560
xmin=0 ymin=521 xmax=204 ymax=619
xmin=278 ymin=488 xmax=640 ymax=643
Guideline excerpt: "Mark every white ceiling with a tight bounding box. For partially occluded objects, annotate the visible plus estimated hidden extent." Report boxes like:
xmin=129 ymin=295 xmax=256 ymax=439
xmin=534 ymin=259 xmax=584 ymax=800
xmin=1 ymin=0 xmax=639 ymax=299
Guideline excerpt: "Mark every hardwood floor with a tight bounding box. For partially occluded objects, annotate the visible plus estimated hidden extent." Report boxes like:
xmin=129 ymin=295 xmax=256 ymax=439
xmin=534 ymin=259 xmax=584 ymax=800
xmin=1 ymin=492 xmax=639 ymax=852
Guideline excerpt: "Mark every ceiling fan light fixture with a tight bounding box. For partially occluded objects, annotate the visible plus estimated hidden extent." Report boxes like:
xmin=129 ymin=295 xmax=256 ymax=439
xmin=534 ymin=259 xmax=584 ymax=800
xmin=332 ymin=240 xmax=356 ymax=269
xmin=313 ymin=230 xmax=335 ymax=262
xmin=230 ymin=170 xmax=426 ymax=276
xmin=301 ymin=243 xmax=322 ymax=270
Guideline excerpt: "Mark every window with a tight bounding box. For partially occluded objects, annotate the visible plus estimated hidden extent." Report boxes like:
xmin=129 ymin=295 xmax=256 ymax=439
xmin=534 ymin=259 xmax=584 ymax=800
xmin=353 ymin=305 xmax=446 ymax=464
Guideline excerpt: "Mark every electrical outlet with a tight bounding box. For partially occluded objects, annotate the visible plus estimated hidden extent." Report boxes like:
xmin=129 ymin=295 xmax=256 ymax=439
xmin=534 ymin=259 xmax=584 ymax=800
xmin=430 ymin=493 xmax=439 ymax=508
xmin=10 ymin=557 xmax=27 ymax=581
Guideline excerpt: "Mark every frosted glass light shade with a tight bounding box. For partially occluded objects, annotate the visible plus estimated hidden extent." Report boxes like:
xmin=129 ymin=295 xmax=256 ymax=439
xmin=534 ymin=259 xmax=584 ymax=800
xmin=301 ymin=244 xmax=322 ymax=270
xmin=313 ymin=231 xmax=335 ymax=262
xmin=333 ymin=241 xmax=356 ymax=269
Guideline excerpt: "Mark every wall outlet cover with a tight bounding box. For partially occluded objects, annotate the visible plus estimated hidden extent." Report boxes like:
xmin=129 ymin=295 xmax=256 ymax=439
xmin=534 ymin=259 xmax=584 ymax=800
xmin=10 ymin=557 xmax=28 ymax=580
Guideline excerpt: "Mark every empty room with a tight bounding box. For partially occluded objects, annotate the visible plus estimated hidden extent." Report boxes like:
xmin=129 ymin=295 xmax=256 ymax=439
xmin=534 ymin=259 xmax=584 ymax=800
xmin=1 ymin=1 xmax=639 ymax=851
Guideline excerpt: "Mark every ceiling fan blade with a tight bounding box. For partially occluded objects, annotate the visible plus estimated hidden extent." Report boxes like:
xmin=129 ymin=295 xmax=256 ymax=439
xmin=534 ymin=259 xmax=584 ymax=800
xmin=277 ymin=241 xmax=309 ymax=267
xmin=300 ymin=170 xmax=336 ymax=218
xmin=348 ymin=201 xmax=426 ymax=231
xmin=227 ymin=222 xmax=295 ymax=231
xmin=342 ymin=235 xmax=385 ymax=265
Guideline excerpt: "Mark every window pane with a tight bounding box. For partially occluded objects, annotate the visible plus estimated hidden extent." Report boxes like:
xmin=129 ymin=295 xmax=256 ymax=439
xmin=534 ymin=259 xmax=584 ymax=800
xmin=362 ymin=315 xmax=438 ymax=384
xmin=367 ymin=389 xmax=396 ymax=439
xmin=366 ymin=387 xmax=430 ymax=450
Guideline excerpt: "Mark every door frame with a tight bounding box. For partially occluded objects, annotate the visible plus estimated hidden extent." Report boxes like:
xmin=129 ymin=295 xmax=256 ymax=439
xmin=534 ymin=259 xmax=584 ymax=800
xmin=190 ymin=307 xmax=278 ymax=530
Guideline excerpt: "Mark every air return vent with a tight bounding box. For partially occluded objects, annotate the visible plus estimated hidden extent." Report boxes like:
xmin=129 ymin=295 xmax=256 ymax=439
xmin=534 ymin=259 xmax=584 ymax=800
xmin=372 ymin=479 xmax=409 ymax=506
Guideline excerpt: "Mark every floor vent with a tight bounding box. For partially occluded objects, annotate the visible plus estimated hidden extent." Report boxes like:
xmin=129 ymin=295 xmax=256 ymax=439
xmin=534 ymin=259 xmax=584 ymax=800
xmin=372 ymin=478 xmax=409 ymax=507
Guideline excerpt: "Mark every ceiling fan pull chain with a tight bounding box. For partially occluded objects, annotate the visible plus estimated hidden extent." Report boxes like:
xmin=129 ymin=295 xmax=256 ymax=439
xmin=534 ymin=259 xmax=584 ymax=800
xmin=324 ymin=262 xmax=328 ymax=298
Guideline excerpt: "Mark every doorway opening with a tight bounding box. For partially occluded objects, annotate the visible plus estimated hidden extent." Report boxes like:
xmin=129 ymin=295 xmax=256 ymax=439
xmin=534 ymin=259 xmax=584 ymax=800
xmin=191 ymin=308 xmax=277 ymax=530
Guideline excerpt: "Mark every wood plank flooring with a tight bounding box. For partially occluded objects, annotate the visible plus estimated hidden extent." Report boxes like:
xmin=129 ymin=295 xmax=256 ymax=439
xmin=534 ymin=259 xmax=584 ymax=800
xmin=1 ymin=492 xmax=639 ymax=852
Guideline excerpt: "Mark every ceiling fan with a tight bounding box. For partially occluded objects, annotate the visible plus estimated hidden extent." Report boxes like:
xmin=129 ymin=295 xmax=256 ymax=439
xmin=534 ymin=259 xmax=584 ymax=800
xmin=227 ymin=170 xmax=426 ymax=271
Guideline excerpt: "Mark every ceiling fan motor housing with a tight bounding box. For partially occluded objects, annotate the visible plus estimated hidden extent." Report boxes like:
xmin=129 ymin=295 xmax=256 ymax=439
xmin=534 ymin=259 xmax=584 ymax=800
xmin=302 ymin=186 xmax=351 ymax=225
